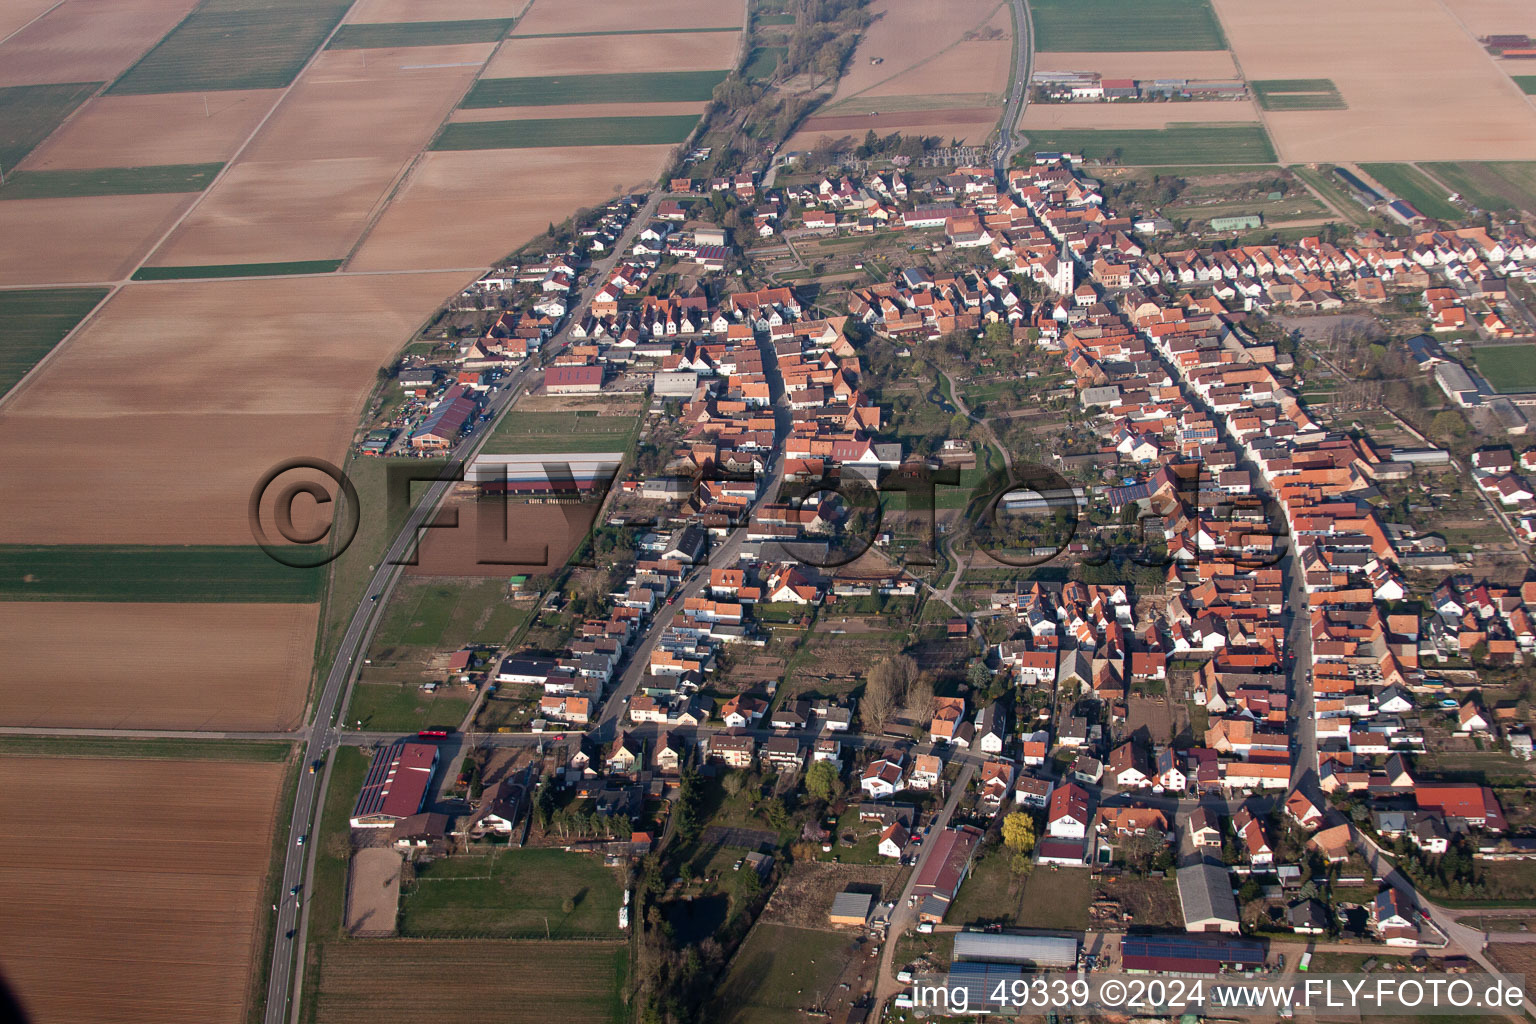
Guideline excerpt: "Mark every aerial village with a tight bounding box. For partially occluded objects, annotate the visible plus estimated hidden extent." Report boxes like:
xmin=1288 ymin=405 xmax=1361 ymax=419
xmin=337 ymin=144 xmax=1536 ymax=1017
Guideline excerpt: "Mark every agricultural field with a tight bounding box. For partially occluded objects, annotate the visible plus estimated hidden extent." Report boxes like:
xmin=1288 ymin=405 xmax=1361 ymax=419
xmin=482 ymin=410 xmax=641 ymax=455
xmin=18 ymin=90 xmax=278 ymax=170
xmin=346 ymin=0 xmax=527 ymax=21
xmin=0 ymin=192 xmax=193 ymax=286
xmin=1514 ymin=76 xmax=1536 ymax=96
xmin=405 ymin=499 xmax=600 ymax=577
xmin=311 ymin=939 xmax=628 ymax=1024
xmin=344 ymin=675 xmax=476 ymax=732
xmin=0 ymin=81 xmax=103 ymax=168
xmin=0 ymin=601 xmax=318 ymax=729
xmin=1213 ymin=0 xmax=1536 ymax=162
xmin=464 ymin=70 xmax=729 ymax=107
xmin=0 ymin=755 xmax=286 ymax=1024
xmin=0 ymin=162 xmax=223 ymax=200
xmin=328 ymin=18 xmax=516 ymax=48
xmin=0 ymin=272 xmax=473 ymax=545
xmin=1358 ymin=163 xmax=1462 ymax=220
xmin=1020 ymin=102 xmax=1264 ymax=132
xmin=1251 ymin=79 xmax=1345 ymax=111
xmin=1422 ymin=161 xmax=1536 ymax=215
xmin=1031 ymin=50 xmax=1238 ymax=80
xmin=483 ymin=29 xmax=740 ymax=77
xmin=146 ymin=45 xmax=491 ymax=267
xmin=131 ymin=259 xmax=345 ymax=279
xmin=0 ymin=0 xmax=198 ymax=88
xmin=348 ymin=146 xmax=673 ymax=271
xmin=512 ymin=0 xmax=746 ymax=35
xmin=0 ymin=545 xmax=325 ymax=601
xmin=397 ymin=847 xmax=624 ymax=937
xmin=371 ymin=577 xmax=528 ymax=649
xmin=432 ymin=114 xmax=701 ymax=150
xmin=1469 ymin=344 xmax=1536 ymax=393
xmin=719 ymin=924 xmax=858 ymax=1024
xmin=1030 ymin=0 xmax=1226 ymax=51
xmin=109 ymin=0 xmax=353 ymax=94
xmin=0 ymin=286 xmax=109 ymax=397
xmin=1016 ymin=123 xmax=1277 ymax=165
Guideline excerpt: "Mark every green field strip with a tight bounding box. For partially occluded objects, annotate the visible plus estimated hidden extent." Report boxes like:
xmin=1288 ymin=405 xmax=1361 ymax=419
xmin=327 ymin=18 xmax=516 ymax=49
xmin=1251 ymin=78 xmax=1339 ymax=95
xmin=0 ymin=287 xmax=111 ymax=398
xmin=1359 ymin=163 xmax=1460 ymax=220
xmin=131 ymin=258 xmax=344 ymax=280
xmin=463 ymin=69 xmax=728 ymax=107
xmin=1423 ymin=161 xmax=1536 ymax=213
xmin=1029 ymin=0 xmax=1226 ymax=52
xmin=0 ymin=82 xmax=103 ymax=168
xmin=1513 ymin=76 xmax=1536 ymax=96
xmin=432 ymin=114 xmax=700 ymax=150
xmin=0 ymin=736 xmax=292 ymax=761
xmin=744 ymin=46 xmax=786 ymax=83
xmin=109 ymin=0 xmax=352 ymax=94
xmin=1017 ymin=123 xmax=1276 ymax=165
xmin=0 ymin=545 xmax=326 ymax=602
xmin=0 ymin=162 xmax=223 ymax=200
xmin=1470 ymin=344 xmax=1536 ymax=394
xmin=508 ymin=26 xmax=741 ymax=38
xmin=1257 ymin=93 xmax=1346 ymax=111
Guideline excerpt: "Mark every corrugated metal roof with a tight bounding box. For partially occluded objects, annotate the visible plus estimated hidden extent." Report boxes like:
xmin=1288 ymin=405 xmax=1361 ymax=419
xmin=953 ymin=931 xmax=1078 ymax=967
xmin=830 ymin=891 xmax=872 ymax=920
xmin=1177 ymin=862 xmax=1239 ymax=926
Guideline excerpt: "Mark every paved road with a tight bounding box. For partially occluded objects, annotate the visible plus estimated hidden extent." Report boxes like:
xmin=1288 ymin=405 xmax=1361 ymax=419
xmin=991 ymin=0 xmax=1033 ymax=173
xmin=266 ymin=190 xmax=665 ymax=1024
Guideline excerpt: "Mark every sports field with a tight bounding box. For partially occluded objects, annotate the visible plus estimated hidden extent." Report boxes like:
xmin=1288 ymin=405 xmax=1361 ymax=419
xmin=1358 ymin=163 xmax=1460 ymax=220
xmin=1251 ymin=79 xmax=1345 ymax=111
xmin=312 ymin=940 xmax=628 ymax=1024
xmin=0 ymin=162 xmax=223 ymax=200
xmin=1018 ymin=123 xmax=1276 ymax=165
xmin=109 ymin=0 xmax=352 ymax=94
xmin=433 ymin=115 xmax=700 ymax=149
xmin=1422 ymin=162 xmax=1536 ymax=214
xmin=328 ymin=18 xmax=515 ymax=48
xmin=1472 ymin=344 xmax=1536 ymax=393
xmin=0 ymin=81 xmax=102 ymax=167
xmin=464 ymin=69 xmax=728 ymax=107
xmin=131 ymin=259 xmax=344 ymax=280
xmin=0 ymin=545 xmax=325 ymax=601
xmin=1030 ymin=0 xmax=1226 ymax=51
xmin=398 ymin=847 xmax=624 ymax=937
xmin=481 ymin=410 xmax=639 ymax=455
xmin=0 ymin=287 xmax=110 ymax=397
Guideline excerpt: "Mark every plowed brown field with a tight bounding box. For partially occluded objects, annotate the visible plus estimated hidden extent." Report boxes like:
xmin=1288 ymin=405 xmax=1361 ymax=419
xmin=347 ymin=146 xmax=671 ymax=272
xmin=0 ymin=0 xmax=199 ymax=87
xmin=0 ymin=272 xmax=475 ymax=544
xmin=0 ymin=193 xmax=193 ymax=286
xmin=0 ymin=602 xmax=317 ymax=729
xmin=484 ymin=28 xmax=738 ymax=77
xmin=0 ymin=756 xmax=285 ymax=1024
xmin=513 ymin=0 xmax=745 ymax=35
xmin=19 ymin=90 xmax=280 ymax=170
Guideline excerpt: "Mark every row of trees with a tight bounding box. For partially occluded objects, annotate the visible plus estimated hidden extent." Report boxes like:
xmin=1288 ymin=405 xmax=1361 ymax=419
xmin=861 ymin=653 xmax=933 ymax=732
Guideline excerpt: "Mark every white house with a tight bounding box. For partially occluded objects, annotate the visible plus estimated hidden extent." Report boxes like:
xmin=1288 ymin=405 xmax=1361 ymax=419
xmin=1046 ymin=782 xmax=1090 ymax=840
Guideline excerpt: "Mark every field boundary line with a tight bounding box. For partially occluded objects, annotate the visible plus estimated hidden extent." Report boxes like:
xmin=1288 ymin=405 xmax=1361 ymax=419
xmin=1200 ymin=0 xmax=1282 ymax=165
xmin=0 ymin=0 xmax=63 ymax=45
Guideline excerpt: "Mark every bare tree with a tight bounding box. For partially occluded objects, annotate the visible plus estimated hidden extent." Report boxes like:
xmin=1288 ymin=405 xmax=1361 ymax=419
xmin=904 ymin=674 xmax=936 ymax=723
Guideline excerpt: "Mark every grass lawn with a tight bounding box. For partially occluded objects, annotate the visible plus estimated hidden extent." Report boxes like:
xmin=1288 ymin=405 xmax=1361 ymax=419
xmin=1251 ymin=79 xmax=1345 ymax=111
xmin=481 ymin=410 xmax=640 ymax=455
xmin=110 ymin=0 xmax=352 ymax=94
xmin=1359 ymin=163 xmax=1460 ymax=220
xmin=1018 ymin=124 xmax=1276 ymax=165
xmin=398 ymin=847 xmax=624 ymax=938
xmin=464 ymin=69 xmax=728 ymax=107
xmin=344 ymin=678 xmax=476 ymax=732
xmin=0 ymin=286 xmax=110 ymax=397
xmin=0 ymin=162 xmax=222 ymax=200
xmin=0 ymin=545 xmax=325 ymax=601
xmin=0 ymin=82 xmax=102 ymax=168
xmin=432 ymin=114 xmax=700 ymax=149
xmin=327 ymin=18 xmax=515 ymax=48
xmin=720 ymin=924 xmax=855 ymax=1024
xmin=1421 ymin=161 xmax=1536 ymax=214
xmin=0 ymin=735 xmax=290 ymax=761
xmin=131 ymin=259 xmax=344 ymax=280
xmin=1017 ymin=867 xmax=1093 ymax=929
xmin=1469 ymin=344 xmax=1536 ymax=394
xmin=372 ymin=578 xmax=528 ymax=648
xmin=1030 ymin=0 xmax=1225 ymax=51
xmin=743 ymin=46 xmax=786 ymax=82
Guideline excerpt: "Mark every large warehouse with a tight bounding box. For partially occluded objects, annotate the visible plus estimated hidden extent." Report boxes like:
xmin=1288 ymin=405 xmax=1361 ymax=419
xmin=953 ymin=931 xmax=1079 ymax=969
xmin=1121 ymin=935 xmax=1265 ymax=975
xmin=467 ymin=453 xmax=623 ymax=494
